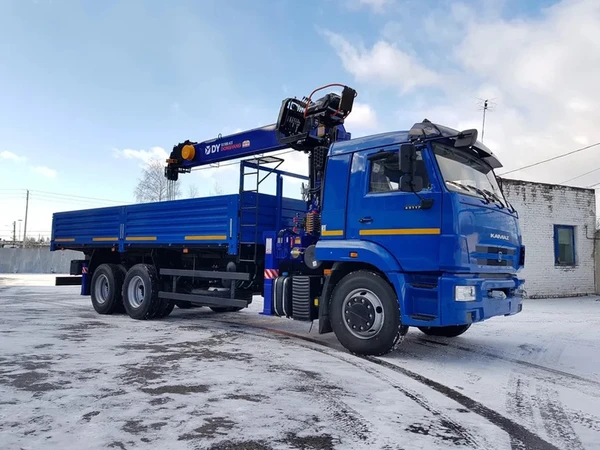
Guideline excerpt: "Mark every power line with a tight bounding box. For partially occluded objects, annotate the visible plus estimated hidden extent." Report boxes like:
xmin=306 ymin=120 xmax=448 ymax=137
xmin=30 ymin=193 xmax=119 ymax=206
xmin=499 ymin=141 xmax=600 ymax=176
xmin=29 ymin=189 xmax=128 ymax=204
xmin=0 ymin=188 xmax=128 ymax=204
xmin=559 ymin=166 xmax=600 ymax=185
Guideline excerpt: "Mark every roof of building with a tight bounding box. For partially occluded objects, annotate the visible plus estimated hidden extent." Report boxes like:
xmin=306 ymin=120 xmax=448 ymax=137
xmin=500 ymin=177 xmax=596 ymax=194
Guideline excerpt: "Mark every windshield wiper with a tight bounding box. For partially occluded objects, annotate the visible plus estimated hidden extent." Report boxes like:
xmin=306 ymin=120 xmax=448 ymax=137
xmin=446 ymin=180 xmax=471 ymax=192
xmin=463 ymin=184 xmax=491 ymax=204
xmin=506 ymin=200 xmax=516 ymax=213
xmin=481 ymin=188 xmax=506 ymax=209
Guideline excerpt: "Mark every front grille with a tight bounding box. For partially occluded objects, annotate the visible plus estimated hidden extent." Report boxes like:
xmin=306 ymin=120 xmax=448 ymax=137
xmin=474 ymin=245 xmax=515 ymax=268
xmin=476 ymin=258 xmax=512 ymax=267
xmin=476 ymin=245 xmax=516 ymax=255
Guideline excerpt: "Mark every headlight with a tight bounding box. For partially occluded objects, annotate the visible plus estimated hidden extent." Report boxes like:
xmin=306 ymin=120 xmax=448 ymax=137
xmin=455 ymin=285 xmax=476 ymax=302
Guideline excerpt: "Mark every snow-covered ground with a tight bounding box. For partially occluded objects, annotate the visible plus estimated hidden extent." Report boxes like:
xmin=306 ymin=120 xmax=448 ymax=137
xmin=1 ymin=274 xmax=599 ymax=450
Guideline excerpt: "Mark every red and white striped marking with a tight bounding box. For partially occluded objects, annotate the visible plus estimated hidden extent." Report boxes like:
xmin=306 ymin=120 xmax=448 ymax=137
xmin=264 ymin=269 xmax=279 ymax=279
xmin=82 ymin=266 xmax=88 ymax=274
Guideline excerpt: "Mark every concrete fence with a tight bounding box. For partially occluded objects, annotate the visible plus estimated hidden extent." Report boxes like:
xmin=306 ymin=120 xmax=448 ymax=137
xmin=596 ymin=230 xmax=600 ymax=295
xmin=0 ymin=248 xmax=84 ymax=274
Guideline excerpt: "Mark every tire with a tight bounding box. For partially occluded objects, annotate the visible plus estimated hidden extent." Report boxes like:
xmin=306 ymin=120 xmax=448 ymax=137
xmin=122 ymin=264 xmax=162 ymax=320
xmin=329 ymin=270 xmax=407 ymax=356
xmin=175 ymin=301 xmax=194 ymax=309
xmin=210 ymin=306 xmax=243 ymax=313
xmin=418 ymin=324 xmax=471 ymax=337
xmin=114 ymin=264 xmax=129 ymax=313
xmin=90 ymin=263 xmax=125 ymax=315
xmin=155 ymin=299 xmax=175 ymax=318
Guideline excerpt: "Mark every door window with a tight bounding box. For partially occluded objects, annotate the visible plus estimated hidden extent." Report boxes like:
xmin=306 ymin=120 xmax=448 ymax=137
xmin=368 ymin=150 xmax=430 ymax=193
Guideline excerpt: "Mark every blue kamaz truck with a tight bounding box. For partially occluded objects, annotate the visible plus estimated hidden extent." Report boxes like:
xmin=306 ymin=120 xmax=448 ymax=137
xmin=51 ymin=84 xmax=525 ymax=355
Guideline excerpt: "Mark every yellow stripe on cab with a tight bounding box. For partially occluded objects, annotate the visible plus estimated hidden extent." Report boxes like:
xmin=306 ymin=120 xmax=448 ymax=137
xmin=359 ymin=228 xmax=441 ymax=236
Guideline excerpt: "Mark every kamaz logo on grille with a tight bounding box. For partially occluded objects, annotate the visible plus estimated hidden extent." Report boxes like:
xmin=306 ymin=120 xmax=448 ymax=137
xmin=490 ymin=233 xmax=510 ymax=241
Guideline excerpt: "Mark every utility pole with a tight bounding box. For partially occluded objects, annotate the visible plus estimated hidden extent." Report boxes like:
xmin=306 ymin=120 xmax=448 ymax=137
xmin=12 ymin=221 xmax=16 ymax=244
xmin=23 ymin=189 xmax=29 ymax=247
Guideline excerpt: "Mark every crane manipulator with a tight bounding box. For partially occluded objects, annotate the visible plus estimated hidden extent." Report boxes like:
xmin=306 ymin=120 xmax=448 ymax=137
xmin=164 ymin=84 xmax=357 ymax=216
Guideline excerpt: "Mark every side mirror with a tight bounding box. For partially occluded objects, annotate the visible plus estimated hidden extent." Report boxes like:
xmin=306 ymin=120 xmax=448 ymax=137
xmin=399 ymin=143 xmax=416 ymax=173
xmin=454 ymin=129 xmax=478 ymax=148
xmin=400 ymin=174 xmax=423 ymax=192
xmin=399 ymin=143 xmax=424 ymax=193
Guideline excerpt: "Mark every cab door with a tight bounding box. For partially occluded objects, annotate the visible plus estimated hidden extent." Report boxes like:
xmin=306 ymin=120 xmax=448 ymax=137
xmin=345 ymin=144 xmax=442 ymax=272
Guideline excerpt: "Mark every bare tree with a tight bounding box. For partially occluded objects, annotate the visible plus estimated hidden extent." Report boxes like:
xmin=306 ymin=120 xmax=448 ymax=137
xmin=134 ymin=158 xmax=181 ymax=203
xmin=210 ymin=180 xmax=224 ymax=195
xmin=188 ymin=184 xmax=200 ymax=198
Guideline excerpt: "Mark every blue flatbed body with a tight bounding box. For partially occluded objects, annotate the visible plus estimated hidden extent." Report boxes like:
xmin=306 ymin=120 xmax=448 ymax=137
xmin=51 ymin=192 xmax=306 ymax=254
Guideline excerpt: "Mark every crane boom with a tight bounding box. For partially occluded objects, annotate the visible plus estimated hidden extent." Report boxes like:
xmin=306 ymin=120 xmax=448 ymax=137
xmin=164 ymin=85 xmax=356 ymax=181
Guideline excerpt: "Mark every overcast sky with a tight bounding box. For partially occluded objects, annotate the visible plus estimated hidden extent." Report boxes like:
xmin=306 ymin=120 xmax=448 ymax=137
xmin=1 ymin=0 xmax=598 ymax=239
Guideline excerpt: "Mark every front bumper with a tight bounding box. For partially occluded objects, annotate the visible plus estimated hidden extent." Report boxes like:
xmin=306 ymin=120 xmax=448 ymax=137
xmin=440 ymin=275 xmax=523 ymax=325
xmin=398 ymin=273 xmax=524 ymax=327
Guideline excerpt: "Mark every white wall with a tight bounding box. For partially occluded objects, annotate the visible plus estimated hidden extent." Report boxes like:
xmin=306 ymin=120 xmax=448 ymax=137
xmin=0 ymin=248 xmax=84 ymax=274
xmin=502 ymin=179 xmax=596 ymax=298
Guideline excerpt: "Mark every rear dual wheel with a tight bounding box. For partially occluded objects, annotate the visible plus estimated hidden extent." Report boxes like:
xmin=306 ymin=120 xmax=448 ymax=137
xmin=175 ymin=301 xmax=195 ymax=309
xmin=121 ymin=264 xmax=174 ymax=320
xmin=90 ymin=263 xmax=125 ymax=315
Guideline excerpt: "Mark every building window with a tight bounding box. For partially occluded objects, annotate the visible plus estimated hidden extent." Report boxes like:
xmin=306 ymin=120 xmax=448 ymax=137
xmin=554 ymin=225 xmax=576 ymax=266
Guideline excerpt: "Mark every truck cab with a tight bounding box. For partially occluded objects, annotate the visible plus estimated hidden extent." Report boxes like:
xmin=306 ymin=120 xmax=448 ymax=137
xmin=313 ymin=120 xmax=524 ymax=355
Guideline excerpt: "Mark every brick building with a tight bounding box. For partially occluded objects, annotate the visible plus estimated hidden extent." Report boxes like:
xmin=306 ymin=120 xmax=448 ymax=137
xmin=501 ymin=178 xmax=597 ymax=298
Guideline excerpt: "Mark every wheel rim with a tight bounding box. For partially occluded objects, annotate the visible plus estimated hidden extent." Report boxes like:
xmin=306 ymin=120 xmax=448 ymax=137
xmin=127 ymin=275 xmax=145 ymax=308
xmin=94 ymin=274 xmax=110 ymax=305
xmin=342 ymin=288 xmax=385 ymax=340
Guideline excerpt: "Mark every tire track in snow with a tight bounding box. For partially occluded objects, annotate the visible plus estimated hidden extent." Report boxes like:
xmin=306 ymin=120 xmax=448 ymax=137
xmin=505 ymin=377 xmax=538 ymax=450
xmin=307 ymin=345 xmax=482 ymax=448
xmin=213 ymin=319 xmax=483 ymax=449
xmin=213 ymin=319 xmax=561 ymax=450
xmin=565 ymin=408 xmax=600 ymax=433
xmin=502 ymin=340 xmax=585 ymax=450
xmin=416 ymin=336 xmax=595 ymax=448
xmin=536 ymin=384 xmax=585 ymax=450
xmin=415 ymin=338 xmax=600 ymax=393
xmin=504 ymin=342 xmax=546 ymax=450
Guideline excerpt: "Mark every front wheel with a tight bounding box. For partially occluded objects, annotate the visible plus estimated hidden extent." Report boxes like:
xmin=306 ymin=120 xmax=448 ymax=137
xmin=330 ymin=270 xmax=407 ymax=356
xmin=418 ymin=324 xmax=471 ymax=337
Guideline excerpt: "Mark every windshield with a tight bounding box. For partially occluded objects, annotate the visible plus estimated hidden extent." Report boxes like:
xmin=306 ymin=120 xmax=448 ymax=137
xmin=433 ymin=143 xmax=508 ymax=207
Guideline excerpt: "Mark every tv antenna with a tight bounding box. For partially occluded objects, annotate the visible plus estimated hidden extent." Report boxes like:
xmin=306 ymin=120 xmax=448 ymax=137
xmin=476 ymin=98 xmax=496 ymax=142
